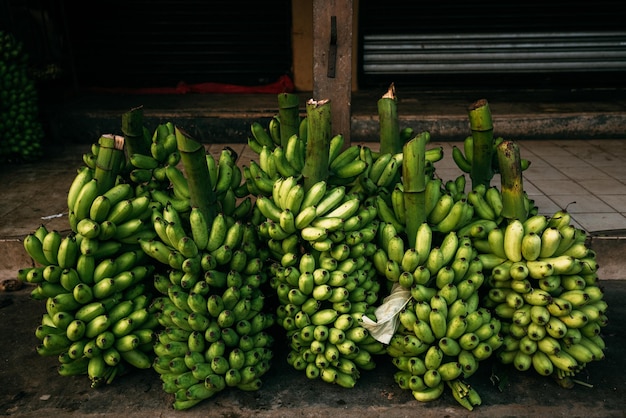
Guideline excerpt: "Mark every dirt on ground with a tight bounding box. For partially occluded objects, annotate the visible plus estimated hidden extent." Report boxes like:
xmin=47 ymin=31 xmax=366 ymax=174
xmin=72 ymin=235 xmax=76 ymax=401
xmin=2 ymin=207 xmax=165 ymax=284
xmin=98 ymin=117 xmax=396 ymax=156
xmin=1 ymin=281 xmax=624 ymax=418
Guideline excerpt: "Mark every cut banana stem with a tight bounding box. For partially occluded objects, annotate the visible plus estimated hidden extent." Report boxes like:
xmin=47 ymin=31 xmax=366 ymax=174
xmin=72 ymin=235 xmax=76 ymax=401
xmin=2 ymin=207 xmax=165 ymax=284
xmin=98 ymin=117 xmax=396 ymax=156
xmin=121 ymin=106 xmax=151 ymax=157
xmin=277 ymin=92 xmax=301 ymax=148
xmin=378 ymin=83 xmax=401 ymax=155
xmin=302 ymin=99 xmax=332 ymax=191
xmin=403 ymin=132 xmax=429 ymax=248
xmin=467 ymin=99 xmax=494 ymax=189
xmin=175 ymin=127 xmax=216 ymax=223
xmin=497 ymin=140 xmax=527 ymax=222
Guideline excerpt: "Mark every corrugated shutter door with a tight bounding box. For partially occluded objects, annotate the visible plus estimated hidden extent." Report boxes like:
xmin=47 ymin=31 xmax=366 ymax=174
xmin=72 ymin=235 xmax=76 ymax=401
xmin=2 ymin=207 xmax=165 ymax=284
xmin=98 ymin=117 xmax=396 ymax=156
xmin=359 ymin=1 xmax=626 ymax=82
xmin=65 ymin=0 xmax=292 ymax=88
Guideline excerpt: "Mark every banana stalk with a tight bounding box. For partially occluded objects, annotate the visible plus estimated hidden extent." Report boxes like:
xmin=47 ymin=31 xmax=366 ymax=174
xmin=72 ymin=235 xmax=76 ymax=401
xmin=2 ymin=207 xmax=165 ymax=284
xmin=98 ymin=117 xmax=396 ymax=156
xmin=468 ymin=99 xmax=494 ymax=189
xmin=94 ymin=134 xmax=125 ymax=195
xmin=303 ymin=99 xmax=332 ymax=191
xmin=175 ymin=127 xmax=217 ymax=222
xmin=121 ymin=106 xmax=151 ymax=157
xmin=378 ymin=83 xmax=401 ymax=155
xmin=277 ymin=93 xmax=301 ymax=148
xmin=403 ymin=132 xmax=429 ymax=248
xmin=497 ymin=140 xmax=527 ymax=222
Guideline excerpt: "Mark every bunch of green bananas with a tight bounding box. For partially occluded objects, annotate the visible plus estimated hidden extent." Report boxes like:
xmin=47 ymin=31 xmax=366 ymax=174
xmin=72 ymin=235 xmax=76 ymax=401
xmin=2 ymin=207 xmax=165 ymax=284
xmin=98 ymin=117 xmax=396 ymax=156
xmin=0 ymin=30 xmax=44 ymax=162
xmin=451 ymin=135 xmax=531 ymax=174
xmin=372 ymin=220 xmax=501 ymax=410
xmin=138 ymin=152 xmax=274 ymax=410
xmin=375 ymin=175 xmax=478 ymax=237
xmin=21 ymin=203 xmax=159 ymax=387
xmin=18 ymin=130 xmax=175 ymax=387
xmin=246 ymin=116 xmax=443 ymax=198
xmin=252 ymin=175 xmax=388 ymax=387
xmin=474 ymin=210 xmax=607 ymax=385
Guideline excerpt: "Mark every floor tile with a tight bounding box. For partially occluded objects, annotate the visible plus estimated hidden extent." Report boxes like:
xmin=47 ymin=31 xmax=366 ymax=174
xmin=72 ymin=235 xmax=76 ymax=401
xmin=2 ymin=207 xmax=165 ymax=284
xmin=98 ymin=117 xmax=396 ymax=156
xmin=572 ymin=213 xmax=626 ymax=232
xmin=529 ymin=179 xmax=591 ymax=196
xmin=598 ymin=195 xmax=626 ymax=211
xmin=578 ymin=178 xmax=626 ymax=194
xmin=549 ymin=195 xmax=616 ymax=213
xmin=556 ymin=165 xmax=612 ymax=180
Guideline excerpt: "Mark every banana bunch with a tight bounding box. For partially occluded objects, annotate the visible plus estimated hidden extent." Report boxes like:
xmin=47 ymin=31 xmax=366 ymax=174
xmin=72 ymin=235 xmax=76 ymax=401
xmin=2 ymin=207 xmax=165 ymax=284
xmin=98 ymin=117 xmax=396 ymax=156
xmin=66 ymin=168 xmax=158 ymax=246
xmin=246 ymin=117 xmax=443 ymax=196
xmin=372 ymin=176 xmax=464 ymax=237
xmin=141 ymin=186 xmax=274 ymax=410
xmin=272 ymin=250 xmax=387 ymax=388
xmin=135 ymin=127 xmax=247 ymax=219
xmin=21 ymin=222 xmax=159 ymax=388
xmin=475 ymin=210 xmax=608 ymax=384
xmin=350 ymin=144 xmax=443 ymax=198
xmin=247 ymin=116 xmax=308 ymax=156
xmin=373 ymin=222 xmax=502 ymax=409
xmin=0 ymin=30 xmax=45 ymax=162
xmin=151 ymin=146 xmax=249 ymax=220
xmin=253 ymin=176 xmax=388 ymax=386
xmin=415 ymin=176 xmax=476 ymax=234
xmin=244 ymin=116 xmax=308 ymax=192
xmin=452 ymin=136 xmax=531 ymax=174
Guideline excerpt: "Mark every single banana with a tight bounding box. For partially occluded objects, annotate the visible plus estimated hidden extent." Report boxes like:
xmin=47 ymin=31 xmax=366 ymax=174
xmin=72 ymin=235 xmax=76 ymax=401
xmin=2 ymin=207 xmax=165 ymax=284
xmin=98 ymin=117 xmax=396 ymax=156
xmin=368 ymin=153 xmax=392 ymax=185
xmin=268 ymin=116 xmax=281 ymax=145
xmin=333 ymin=159 xmax=368 ymax=179
xmin=327 ymin=134 xmax=346 ymax=168
xmin=435 ymin=199 xmax=467 ymax=233
xmin=316 ymin=186 xmax=346 ymax=217
xmin=250 ymin=121 xmax=275 ymax=148
xmin=285 ymin=134 xmax=305 ymax=172
xmin=57 ymin=234 xmax=79 ymax=269
xmin=67 ymin=167 xmax=94 ymax=211
xmin=452 ymin=145 xmax=472 ymax=173
xmin=300 ymin=180 xmax=328 ymax=209
xmin=189 ymin=207 xmax=209 ymax=250
xmin=23 ymin=233 xmax=49 ymax=266
xmin=467 ymin=189 xmax=496 ymax=221
xmin=273 ymin=146 xmax=299 ymax=177
xmin=484 ymin=186 xmax=503 ymax=219
xmin=427 ymin=193 xmax=454 ymax=225
xmin=73 ymin=178 xmax=100 ymax=222
xmin=487 ymin=228 xmax=507 ymax=259
xmin=376 ymin=155 xmax=400 ymax=188
xmin=329 ymin=144 xmax=361 ymax=172
xmin=503 ymin=219 xmax=524 ymax=262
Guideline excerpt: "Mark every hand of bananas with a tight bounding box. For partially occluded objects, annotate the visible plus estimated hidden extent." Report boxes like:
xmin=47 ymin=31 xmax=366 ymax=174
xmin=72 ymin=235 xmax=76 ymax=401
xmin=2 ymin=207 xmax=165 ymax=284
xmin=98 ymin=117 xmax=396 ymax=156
xmin=372 ymin=220 xmax=500 ymax=409
xmin=475 ymin=211 xmax=607 ymax=386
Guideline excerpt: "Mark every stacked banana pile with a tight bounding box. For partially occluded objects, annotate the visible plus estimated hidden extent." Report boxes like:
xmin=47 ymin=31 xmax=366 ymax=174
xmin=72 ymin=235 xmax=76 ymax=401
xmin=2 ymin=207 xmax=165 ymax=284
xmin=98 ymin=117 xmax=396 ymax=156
xmin=117 ymin=125 xmax=275 ymax=410
xmin=0 ymin=30 xmax=45 ymax=162
xmin=372 ymin=217 xmax=502 ymax=410
xmin=145 ymin=203 xmax=275 ymax=410
xmin=256 ymin=177 xmax=388 ymax=387
xmin=246 ymin=115 xmax=407 ymax=387
xmin=475 ymin=211 xmax=607 ymax=384
xmin=20 ymin=135 xmax=161 ymax=388
xmin=16 ymin=91 xmax=611 ymax=412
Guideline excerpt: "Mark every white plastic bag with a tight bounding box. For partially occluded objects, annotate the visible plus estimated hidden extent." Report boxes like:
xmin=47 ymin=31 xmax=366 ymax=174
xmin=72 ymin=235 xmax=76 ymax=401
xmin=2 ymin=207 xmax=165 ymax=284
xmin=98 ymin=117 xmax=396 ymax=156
xmin=360 ymin=282 xmax=412 ymax=344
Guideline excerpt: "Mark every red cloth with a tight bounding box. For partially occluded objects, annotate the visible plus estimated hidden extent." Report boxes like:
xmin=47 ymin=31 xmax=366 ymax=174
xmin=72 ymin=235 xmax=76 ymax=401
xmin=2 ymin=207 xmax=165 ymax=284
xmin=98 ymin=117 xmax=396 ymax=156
xmin=88 ymin=74 xmax=295 ymax=95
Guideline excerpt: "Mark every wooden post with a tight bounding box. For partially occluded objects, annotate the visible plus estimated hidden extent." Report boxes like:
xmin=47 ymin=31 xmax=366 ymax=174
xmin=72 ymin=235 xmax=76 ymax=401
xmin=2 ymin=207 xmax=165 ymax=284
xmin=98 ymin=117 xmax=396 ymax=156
xmin=312 ymin=0 xmax=353 ymax=143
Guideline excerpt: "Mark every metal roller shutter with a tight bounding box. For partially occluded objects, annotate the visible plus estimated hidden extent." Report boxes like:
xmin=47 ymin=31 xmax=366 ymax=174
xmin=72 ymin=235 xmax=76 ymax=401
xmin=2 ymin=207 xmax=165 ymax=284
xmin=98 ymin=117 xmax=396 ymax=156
xmin=64 ymin=0 xmax=292 ymax=88
xmin=359 ymin=1 xmax=626 ymax=86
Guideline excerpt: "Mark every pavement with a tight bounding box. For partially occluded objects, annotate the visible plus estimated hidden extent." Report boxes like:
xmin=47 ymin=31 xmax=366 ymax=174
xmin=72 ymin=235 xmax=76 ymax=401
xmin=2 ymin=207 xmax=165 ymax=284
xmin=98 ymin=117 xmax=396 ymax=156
xmin=1 ymin=88 xmax=626 ymax=416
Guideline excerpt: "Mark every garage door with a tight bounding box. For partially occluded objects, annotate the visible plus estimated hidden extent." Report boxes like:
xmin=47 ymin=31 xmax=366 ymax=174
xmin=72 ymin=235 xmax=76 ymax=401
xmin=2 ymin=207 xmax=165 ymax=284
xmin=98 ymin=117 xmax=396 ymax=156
xmin=359 ymin=1 xmax=626 ymax=86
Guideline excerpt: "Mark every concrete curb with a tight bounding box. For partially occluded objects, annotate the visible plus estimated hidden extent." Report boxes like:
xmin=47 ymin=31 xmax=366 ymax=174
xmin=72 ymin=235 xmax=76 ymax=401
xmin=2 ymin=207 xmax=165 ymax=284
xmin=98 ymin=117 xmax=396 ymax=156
xmin=51 ymin=110 xmax=626 ymax=144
